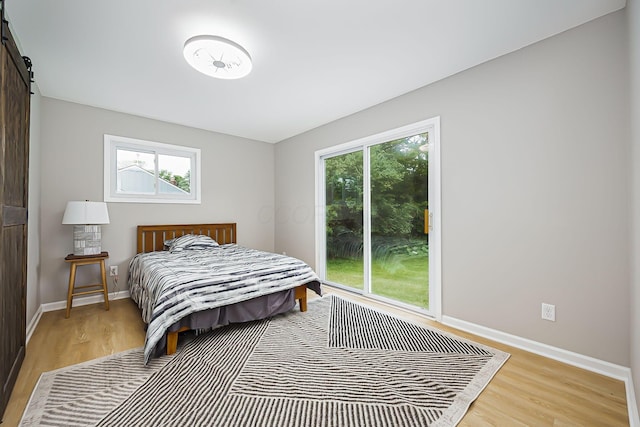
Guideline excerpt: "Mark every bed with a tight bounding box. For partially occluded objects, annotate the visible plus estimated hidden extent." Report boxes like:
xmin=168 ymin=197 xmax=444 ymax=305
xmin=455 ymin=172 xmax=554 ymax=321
xmin=129 ymin=223 xmax=321 ymax=363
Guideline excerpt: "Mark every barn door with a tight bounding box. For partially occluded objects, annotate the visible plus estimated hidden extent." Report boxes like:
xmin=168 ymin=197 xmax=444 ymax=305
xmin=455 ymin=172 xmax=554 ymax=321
xmin=0 ymin=5 xmax=32 ymax=418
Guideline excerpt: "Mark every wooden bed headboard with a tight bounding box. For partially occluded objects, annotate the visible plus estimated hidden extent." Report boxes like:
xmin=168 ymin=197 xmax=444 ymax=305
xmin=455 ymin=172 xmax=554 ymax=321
xmin=137 ymin=223 xmax=237 ymax=253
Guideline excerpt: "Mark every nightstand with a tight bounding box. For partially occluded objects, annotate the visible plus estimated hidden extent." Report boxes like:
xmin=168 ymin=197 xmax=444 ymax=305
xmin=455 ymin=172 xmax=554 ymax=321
xmin=64 ymin=251 xmax=110 ymax=318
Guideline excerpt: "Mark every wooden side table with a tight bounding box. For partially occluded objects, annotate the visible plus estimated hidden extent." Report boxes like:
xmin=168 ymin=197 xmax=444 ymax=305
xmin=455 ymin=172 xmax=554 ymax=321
xmin=64 ymin=251 xmax=110 ymax=318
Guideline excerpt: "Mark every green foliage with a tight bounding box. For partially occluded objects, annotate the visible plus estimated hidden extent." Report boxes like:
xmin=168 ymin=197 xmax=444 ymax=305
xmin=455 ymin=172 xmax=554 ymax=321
xmin=159 ymin=169 xmax=191 ymax=193
xmin=326 ymin=255 xmax=429 ymax=309
xmin=325 ymin=133 xmax=428 ymax=240
xmin=326 ymin=230 xmax=363 ymax=259
xmin=324 ymin=134 xmax=430 ymax=310
xmin=326 ymin=234 xmax=428 ymax=261
xmin=372 ymin=236 xmax=428 ymax=259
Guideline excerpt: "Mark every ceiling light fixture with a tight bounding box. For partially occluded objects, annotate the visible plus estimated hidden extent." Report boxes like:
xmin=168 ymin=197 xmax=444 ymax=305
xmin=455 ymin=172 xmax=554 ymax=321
xmin=183 ymin=35 xmax=252 ymax=80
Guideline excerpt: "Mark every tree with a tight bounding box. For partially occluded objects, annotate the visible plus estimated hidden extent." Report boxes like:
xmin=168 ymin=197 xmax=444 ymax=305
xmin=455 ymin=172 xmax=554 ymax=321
xmin=159 ymin=169 xmax=191 ymax=193
xmin=325 ymin=133 xmax=428 ymax=241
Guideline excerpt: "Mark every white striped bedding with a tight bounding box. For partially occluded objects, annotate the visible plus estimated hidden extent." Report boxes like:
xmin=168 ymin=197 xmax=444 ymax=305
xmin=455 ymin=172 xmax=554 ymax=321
xmin=128 ymin=244 xmax=321 ymax=363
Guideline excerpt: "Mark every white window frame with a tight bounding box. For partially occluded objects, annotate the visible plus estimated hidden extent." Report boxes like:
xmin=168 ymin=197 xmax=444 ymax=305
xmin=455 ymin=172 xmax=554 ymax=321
xmin=104 ymin=134 xmax=201 ymax=204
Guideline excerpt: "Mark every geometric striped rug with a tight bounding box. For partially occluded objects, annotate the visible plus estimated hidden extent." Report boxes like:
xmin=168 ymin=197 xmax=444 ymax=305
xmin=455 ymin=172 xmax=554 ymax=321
xmin=20 ymin=295 xmax=509 ymax=426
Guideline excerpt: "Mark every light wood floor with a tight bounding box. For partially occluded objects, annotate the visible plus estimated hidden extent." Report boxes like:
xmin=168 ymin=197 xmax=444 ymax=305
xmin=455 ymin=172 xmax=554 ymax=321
xmin=3 ymin=289 xmax=630 ymax=426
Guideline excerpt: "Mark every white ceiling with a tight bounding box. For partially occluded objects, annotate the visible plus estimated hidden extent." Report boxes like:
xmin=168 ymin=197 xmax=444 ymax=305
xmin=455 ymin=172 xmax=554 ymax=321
xmin=5 ymin=0 xmax=626 ymax=143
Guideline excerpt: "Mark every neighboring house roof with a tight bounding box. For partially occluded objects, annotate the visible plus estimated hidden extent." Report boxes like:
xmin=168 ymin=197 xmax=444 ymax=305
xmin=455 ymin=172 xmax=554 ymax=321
xmin=117 ymin=165 xmax=188 ymax=195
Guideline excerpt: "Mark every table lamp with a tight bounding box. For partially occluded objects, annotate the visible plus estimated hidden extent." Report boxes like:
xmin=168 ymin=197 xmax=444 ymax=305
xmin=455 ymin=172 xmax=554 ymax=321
xmin=62 ymin=201 xmax=110 ymax=256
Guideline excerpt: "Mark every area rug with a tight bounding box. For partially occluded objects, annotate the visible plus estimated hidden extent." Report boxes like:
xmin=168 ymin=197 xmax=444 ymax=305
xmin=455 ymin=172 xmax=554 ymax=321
xmin=20 ymin=295 xmax=509 ymax=426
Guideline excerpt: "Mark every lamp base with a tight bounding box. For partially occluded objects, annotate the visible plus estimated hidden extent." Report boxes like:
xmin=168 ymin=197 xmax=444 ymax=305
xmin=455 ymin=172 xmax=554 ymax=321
xmin=72 ymin=225 xmax=102 ymax=256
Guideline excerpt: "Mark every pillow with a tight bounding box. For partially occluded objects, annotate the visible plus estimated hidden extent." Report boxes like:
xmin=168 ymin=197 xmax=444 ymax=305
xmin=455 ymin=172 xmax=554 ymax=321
xmin=165 ymin=234 xmax=219 ymax=252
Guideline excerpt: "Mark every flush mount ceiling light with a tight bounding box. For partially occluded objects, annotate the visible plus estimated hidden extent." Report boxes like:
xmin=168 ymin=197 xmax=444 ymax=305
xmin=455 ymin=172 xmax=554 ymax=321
xmin=183 ymin=35 xmax=252 ymax=80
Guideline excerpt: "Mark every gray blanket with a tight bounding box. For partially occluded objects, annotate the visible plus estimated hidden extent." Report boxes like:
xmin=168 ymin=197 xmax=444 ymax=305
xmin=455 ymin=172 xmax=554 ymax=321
xmin=129 ymin=245 xmax=321 ymax=363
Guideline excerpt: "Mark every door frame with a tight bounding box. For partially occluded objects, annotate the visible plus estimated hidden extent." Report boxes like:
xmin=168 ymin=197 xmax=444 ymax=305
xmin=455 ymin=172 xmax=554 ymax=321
xmin=315 ymin=116 xmax=441 ymax=320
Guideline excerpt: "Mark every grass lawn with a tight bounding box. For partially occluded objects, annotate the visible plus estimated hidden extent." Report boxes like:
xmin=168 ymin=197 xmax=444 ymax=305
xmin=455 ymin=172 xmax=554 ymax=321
xmin=327 ymin=255 xmax=429 ymax=309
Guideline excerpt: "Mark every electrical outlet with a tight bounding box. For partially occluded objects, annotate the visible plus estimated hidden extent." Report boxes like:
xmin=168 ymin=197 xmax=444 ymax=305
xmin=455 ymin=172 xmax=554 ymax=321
xmin=109 ymin=265 xmax=118 ymax=276
xmin=541 ymin=303 xmax=556 ymax=321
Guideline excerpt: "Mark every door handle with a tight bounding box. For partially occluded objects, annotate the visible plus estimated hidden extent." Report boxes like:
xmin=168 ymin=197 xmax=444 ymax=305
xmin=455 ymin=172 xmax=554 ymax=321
xmin=424 ymin=209 xmax=429 ymax=234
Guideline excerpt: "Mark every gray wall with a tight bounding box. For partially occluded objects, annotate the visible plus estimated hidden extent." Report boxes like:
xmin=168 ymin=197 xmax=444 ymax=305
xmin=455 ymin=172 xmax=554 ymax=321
xmin=39 ymin=98 xmax=275 ymax=304
xmin=26 ymin=84 xmax=42 ymax=323
xmin=629 ymin=0 xmax=640 ymax=408
xmin=275 ymin=11 xmax=630 ymax=365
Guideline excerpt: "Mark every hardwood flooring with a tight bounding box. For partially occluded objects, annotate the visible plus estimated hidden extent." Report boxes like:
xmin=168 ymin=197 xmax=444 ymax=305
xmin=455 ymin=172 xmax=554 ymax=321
xmin=2 ymin=298 xmax=146 ymax=426
xmin=2 ymin=289 xmax=630 ymax=426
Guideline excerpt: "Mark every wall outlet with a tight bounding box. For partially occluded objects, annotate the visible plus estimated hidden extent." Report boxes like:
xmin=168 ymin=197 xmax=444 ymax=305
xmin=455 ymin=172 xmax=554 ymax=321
xmin=541 ymin=303 xmax=556 ymax=321
xmin=109 ymin=265 xmax=118 ymax=276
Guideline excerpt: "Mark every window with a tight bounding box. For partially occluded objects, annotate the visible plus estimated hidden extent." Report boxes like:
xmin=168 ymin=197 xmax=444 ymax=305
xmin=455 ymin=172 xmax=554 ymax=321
xmin=104 ymin=134 xmax=201 ymax=204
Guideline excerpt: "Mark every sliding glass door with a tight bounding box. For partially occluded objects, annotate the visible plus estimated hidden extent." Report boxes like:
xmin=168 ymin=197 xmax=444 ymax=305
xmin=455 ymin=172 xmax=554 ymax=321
xmin=318 ymin=118 xmax=440 ymax=316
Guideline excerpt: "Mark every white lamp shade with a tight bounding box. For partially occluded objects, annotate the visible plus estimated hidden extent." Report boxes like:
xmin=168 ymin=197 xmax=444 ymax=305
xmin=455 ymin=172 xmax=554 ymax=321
xmin=62 ymin=201 xmax=110 ymax=225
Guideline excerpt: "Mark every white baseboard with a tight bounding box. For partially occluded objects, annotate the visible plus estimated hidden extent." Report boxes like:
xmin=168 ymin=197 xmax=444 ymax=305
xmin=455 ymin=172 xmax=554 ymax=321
xmin=442 ymin=315 xmax=640 ymax=426
xmin=25 ymin=305 xmax=43 ymax=344
xmin=627 ymin=375 xmax=640 ymax=427
xmin=40 ymin=290 xmax=130 ymax=313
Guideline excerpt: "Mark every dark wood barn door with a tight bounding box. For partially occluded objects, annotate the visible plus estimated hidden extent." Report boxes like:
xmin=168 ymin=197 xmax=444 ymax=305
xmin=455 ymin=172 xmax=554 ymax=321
xmin=0 ymin=4 xmax=31 ymax=418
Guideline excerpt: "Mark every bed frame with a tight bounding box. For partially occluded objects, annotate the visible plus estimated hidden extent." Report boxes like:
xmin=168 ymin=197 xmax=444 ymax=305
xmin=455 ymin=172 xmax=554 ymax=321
xmin=136 ymin=223 xmax=309 ymax=355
